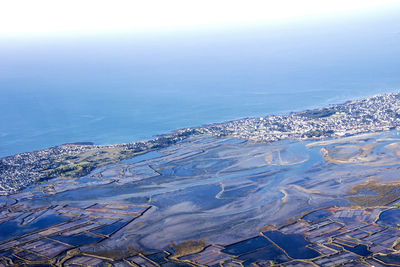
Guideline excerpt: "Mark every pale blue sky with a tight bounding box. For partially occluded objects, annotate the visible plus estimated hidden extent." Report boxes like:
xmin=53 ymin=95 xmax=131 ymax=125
xmin=1 ymin=0 xmax=399 ymax=37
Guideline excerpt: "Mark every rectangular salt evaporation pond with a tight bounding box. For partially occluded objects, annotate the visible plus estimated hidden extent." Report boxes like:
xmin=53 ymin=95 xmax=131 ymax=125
xmin=375 ymin=254 xmax=400 ymax=265
xmin=221 ymin=236 xmax=272 ymax=256
xmin=0 ymin=211 xmax=68 ymax=242
xmin=237 ymin=245 xmax=290 ymax=265
xmin=145 ymin=251 xmax=169 ymax=265
xmin=50 ymin=233 xmax=103 ymax=246
xmin=122 ymin=151 xmax=164 ymax=164
xmin=333 ymin=242 xmax=372 ymax=257
xmin=91 ymin=220 xmax=127 ymax=236
xmin=262 ymin=231 xmax=320 ymax=259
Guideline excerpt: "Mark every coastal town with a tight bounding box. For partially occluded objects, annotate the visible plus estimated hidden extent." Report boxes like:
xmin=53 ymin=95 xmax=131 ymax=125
xmin=1 ymin=92 xmax=400 ymax=195
xmin=0 ymin=130 xmax=195 ymax=195
xmin=198 ymin=92 xmax=400 ymax=141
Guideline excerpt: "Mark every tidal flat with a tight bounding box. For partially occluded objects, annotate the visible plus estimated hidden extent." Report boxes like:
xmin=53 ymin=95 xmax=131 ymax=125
xmin=1 ymin=131 xmax=400 ymax=265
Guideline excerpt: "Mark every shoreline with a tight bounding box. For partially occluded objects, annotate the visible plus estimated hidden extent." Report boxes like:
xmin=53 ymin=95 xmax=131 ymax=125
xmin=1 ymin=91 xmax=400 ymax=194
xmin=0 ymin=90 xmax=395 ymax=159
xmin=2 ymin=91 xmax=399 ymax=159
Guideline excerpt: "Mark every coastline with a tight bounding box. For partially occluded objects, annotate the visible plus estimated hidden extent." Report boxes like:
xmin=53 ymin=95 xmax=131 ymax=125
xmin=1 ymin=91 xmax=400 ymax=195
xmin=1 ymin=89 xmax=396 ymax=159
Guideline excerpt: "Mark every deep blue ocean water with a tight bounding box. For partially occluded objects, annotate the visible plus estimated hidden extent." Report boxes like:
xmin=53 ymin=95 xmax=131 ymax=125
xmin=1 ymin=8 xmax=400 ymax=157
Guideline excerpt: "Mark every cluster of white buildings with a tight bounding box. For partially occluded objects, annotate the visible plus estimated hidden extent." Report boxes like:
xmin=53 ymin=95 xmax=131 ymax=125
xmin=199 ymin=93 xmax=400 ymax=142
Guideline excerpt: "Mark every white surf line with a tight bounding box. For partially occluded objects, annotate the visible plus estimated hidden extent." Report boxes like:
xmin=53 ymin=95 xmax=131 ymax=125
xmin=215 ymin=182 xmax=225 ymax=199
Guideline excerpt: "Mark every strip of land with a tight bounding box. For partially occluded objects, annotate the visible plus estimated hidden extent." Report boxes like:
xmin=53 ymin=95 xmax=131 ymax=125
xmin=1 ymin=92 xmax=400 ymax=194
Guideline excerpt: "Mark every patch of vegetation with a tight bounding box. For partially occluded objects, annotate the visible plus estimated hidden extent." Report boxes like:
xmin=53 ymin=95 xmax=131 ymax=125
xmin=348 ymin=180 xmax=400 ymax=206
xmin=260 ymin=224 xmax=278 ymax=232
xmin=48 ymin=161 xmax=94 ymax=178
xmin=46 ymin=148 xmax=143 ymax=180
xmin=300 ymin=108 xmax=336 ymax=119
xmin=170 ymin=239 xmax=208 ymax=258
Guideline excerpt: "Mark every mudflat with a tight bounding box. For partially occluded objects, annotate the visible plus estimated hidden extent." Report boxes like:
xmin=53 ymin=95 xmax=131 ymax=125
xmin=1 ymin=130 xmax=400 ymax=265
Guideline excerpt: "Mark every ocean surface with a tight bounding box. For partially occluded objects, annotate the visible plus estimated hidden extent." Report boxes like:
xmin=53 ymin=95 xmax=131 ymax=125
xmin=1 ymin=8 xmax=400 ymax=157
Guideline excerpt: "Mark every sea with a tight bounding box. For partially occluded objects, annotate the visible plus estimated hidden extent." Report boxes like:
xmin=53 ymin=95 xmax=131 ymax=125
xmin=1 ymin=7 xmax=400 ymax=158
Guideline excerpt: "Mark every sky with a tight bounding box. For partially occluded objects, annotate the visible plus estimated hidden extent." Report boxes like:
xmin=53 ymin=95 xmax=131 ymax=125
xmin=1 ymin=0 xmax=400 ymax=157
xmin=1 ymin=0 xmax=399 ymax=37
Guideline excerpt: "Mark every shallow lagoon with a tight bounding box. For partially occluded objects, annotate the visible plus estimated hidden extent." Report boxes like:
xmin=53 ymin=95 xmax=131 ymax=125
xmin=2 ymin=131 xmax=400 ymax=252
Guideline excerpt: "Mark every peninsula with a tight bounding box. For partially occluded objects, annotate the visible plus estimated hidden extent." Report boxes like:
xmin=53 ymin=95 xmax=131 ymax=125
xmin=1 ymin=92 xmax=400 ymax=195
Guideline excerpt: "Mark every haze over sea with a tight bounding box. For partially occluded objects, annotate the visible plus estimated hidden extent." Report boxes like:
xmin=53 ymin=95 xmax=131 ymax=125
xmin=1 ymin=7 xmax=400 ymax=157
